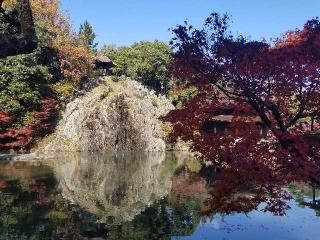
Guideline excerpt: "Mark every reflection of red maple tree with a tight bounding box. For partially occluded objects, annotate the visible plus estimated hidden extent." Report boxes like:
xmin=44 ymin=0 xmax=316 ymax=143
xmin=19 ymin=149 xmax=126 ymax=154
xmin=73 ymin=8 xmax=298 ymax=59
xmin=0 ymin=180 xmax=7 ymax=190
xmin=163 ymin=13 xmax=320 ymax=215
xmin=171 ymin=169 xmax=206 ymax=198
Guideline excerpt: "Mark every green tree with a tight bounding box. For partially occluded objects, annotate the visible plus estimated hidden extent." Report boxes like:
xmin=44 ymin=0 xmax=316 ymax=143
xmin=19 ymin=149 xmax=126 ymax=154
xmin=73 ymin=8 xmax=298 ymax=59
xmin=100 ymin=41 xmax=173 ymax=94
xmin=99 ymin=44 xmax=118 ymax=61
xmin=0 ymin=7 xmax=19 ymax=36
xmin=0 ymin=54 xmax=52 ymax=126
xmin=0 ymin=8 xmax=55 ymax=126
xmin=0 ymin=9 xmax=61 ymax=126
xmin=79 ymin=20 xmax=98 ymax=51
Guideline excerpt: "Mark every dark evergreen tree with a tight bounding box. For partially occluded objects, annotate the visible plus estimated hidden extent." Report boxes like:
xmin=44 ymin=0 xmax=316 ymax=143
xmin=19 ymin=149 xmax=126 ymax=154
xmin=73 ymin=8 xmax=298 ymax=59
xmin=79 ymin=20 xmax=98 ymax=51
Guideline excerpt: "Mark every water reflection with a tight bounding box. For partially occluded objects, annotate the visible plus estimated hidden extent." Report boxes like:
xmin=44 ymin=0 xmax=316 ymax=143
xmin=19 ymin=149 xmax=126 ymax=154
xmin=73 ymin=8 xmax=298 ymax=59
xmin=0 ymin=152 xmax=319 ymax=239
xmin=51 ymin=152 xmax=173 ymax=223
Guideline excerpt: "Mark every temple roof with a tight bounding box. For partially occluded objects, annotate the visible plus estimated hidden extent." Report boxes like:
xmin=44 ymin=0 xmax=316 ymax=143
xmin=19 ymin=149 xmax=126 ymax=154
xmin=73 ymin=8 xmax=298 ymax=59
xmin=210 ymin=115 xmax=263 ymax=123
xmin=95 ymin=56 xmax=113 ymax=63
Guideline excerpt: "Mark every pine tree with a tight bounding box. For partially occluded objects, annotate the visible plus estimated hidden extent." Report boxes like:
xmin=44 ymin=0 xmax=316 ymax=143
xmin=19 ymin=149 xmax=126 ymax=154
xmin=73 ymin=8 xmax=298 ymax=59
xmin=79 ymin=20 xmax=98 ymax=51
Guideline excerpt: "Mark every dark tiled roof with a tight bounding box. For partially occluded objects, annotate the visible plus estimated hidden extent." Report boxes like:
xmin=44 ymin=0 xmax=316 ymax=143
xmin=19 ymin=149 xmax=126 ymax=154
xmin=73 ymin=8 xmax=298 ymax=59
xmin=95 ymin=56 xmax=112 ymax=63
xmin=210 ymin=115 xmax=263 ymax=123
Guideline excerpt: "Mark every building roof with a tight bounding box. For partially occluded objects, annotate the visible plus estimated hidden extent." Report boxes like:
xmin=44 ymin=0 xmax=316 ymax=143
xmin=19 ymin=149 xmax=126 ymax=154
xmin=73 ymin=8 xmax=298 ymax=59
xmin=211 ymin=115 xmax=234 ymax=122
xmin=210 ymin=115 xmax=263 ymax=123
xmin=95 ymin=56 xmax=113 ymax=63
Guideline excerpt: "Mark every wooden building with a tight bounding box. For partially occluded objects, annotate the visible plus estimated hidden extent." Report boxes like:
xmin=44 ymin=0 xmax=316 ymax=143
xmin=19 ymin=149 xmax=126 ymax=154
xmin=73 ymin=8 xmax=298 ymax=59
xmin=201 ymin=102 xmax=268 ymax=137
xmin=94 ymin=56 xmax=114 ymax=76
xmin=202 ymin=115 xmax=268 ymax=136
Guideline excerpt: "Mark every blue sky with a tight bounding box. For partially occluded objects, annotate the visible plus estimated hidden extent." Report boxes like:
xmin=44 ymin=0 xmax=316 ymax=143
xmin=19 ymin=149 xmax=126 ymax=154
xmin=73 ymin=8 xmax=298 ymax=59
xmin=61 ymin=0 xmax=320 ymax=48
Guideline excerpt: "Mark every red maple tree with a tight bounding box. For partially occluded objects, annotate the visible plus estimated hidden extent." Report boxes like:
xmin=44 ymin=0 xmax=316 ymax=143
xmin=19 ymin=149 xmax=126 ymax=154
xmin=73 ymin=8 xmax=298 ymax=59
xmin=0 ymin=99 xmax=56 ymax=150
xmin=163 ymin=13 xmax=320 ymax=214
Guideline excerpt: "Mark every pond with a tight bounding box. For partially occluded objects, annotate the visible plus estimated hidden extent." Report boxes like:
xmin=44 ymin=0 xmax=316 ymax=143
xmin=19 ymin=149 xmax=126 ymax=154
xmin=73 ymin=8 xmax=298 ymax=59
xmin=0 ymin=152 xmax=319 ymax=240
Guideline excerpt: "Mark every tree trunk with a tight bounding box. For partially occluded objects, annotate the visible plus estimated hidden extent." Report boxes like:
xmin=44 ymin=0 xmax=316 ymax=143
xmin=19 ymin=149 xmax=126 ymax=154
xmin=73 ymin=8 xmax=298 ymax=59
xmin=0 ymin=0 xmax=37 ymax=58
xmin=312 ymin=185 xmax=316 ymax=204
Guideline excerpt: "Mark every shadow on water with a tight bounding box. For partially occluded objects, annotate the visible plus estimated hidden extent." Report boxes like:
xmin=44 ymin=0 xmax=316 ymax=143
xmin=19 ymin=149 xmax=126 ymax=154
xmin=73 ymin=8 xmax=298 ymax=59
xmin=0 ymin=152 xmax=319 ymax=239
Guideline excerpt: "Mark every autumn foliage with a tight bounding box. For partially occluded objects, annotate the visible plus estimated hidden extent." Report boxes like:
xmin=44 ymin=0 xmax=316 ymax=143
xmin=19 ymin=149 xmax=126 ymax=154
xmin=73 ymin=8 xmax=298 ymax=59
xmin=0 ymin=99 xmax=56 ymax=150
xmin=32 ymin=0 xmax=94 ymax=84
xmin=0 ymin=0 xmax=95 ymax=150
xmin=164 ymin=13 xmax=320 ymax=214
xmin=3 ymin=0 xmax=94 ymax=84
xmin=171 ymin=169 xmax=206 ymax=198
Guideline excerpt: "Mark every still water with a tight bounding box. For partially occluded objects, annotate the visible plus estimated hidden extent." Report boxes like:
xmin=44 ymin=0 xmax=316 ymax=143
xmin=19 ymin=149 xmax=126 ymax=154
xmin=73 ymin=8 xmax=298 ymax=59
xmin=0 ymin=152 xmax=319 ymax=240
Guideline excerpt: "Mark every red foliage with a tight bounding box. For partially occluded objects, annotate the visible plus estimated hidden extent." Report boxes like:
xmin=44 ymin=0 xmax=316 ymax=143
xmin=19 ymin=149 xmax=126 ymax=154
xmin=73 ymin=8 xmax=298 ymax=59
xmin=0 ymin=99 xmax=57 ymax=150
xmin=0 ymin=112 xmax=11 ymax=126
xmin=164 ymin=13 xmax=320 ymax=215
xmin=29 ymin=180 xmax=49 ymax=206
xmin=0 ymin=180 xmax=7 ymax=191
xmin=0 ymin=178 xmax=49 ymax=206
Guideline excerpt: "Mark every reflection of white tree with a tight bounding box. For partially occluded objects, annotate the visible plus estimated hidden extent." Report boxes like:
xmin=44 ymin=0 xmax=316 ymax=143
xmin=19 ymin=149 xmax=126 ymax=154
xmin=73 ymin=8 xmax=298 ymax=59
xmin=51 ymin=152 xmax=172 ymax=223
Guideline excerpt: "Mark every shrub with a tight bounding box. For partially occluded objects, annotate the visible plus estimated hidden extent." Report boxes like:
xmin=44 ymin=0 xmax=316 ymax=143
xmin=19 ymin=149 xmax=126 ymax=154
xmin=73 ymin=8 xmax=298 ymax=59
xmin=161 ymin=122 xmax=174 ymax=140
xmin=172 ymin=86 xmax=198 ymax=107
xmin=51 ymin=80 xmax=75 ymax=102
xmin=151 ymin=98 xmax=158 ymax=107
xmin=0 ymin=54 xmax=52 ymax=125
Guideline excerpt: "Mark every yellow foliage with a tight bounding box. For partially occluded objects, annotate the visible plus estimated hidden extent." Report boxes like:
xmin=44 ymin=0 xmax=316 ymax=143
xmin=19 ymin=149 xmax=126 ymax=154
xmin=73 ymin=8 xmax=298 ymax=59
xmin=186 ymin=158 xmax=202 ymax=173
xmin=30 ymin=0 xmax=94 ymax=84
xmin=51 ymin=80 xmax=75 ymax=102
xmin=2 ymin=0 xmax=17 ymax=8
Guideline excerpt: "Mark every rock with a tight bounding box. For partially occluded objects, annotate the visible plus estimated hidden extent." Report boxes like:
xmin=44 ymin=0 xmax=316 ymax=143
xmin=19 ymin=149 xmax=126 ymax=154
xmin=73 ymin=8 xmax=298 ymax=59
xmin=37 ymin=77 xmax=174 ymax=153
